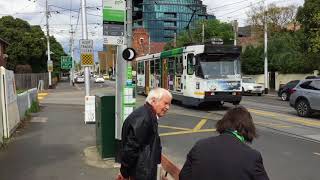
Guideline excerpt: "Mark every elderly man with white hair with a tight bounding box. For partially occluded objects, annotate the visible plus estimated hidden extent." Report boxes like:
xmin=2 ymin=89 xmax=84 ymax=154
xmin=117 ymin=88 xmax=172 ymax=180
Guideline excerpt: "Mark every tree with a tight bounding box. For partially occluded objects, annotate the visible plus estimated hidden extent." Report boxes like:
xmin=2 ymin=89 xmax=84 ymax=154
xmin=0 ymin=16 xmax=66 ymax=73
xmin=297 ymin=0 xmax=320 ymax=53
xmin=247 ymin=3 xmax=298 ymax=37
xmin=165 ymin=19 xmax=234 ymax=49
xmin=241 ymin=31 xmax=318 ymax=74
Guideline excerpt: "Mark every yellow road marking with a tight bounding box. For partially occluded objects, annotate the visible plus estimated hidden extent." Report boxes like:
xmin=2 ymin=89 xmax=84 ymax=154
xmin=193 ymin=119 xmax=208 ymax=131
xmin=255 ymin=121 xmax=292 ymax=128
xmin=248 ymin=108 xmax=320 ymax=127
xmin=38 ymin=96 xmax=44 ymax=100
xmin=160 ymin=128 xmax=216 ymax=137
xmin=38 ymin=93 xmax=48 ymax=96
xmin=159 ymin=125 xmax=191 ymax=131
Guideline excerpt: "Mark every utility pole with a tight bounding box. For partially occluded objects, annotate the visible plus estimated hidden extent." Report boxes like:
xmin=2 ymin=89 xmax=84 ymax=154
xmin=69 ymin=25 xmax=75 ymax=86
xmin=173 ymin=32 xmax=176 ymax=47
xmin=45 ymin=0 xmax=52 ymax=88
xmin=148 ymin=34 xmax=151 ymax=54
xmin=202 ymin=23 xmax=205 ymax=43
xmin=233 ymin=20 xmax=238 ymax=46
xmin=81 ymin=0 xmax=90 ymax=96
xmin=264 ymin=0 xmax=269 ymax=94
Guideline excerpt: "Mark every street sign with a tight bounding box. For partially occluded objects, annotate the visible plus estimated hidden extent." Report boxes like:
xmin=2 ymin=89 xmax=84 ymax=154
xmin=103 ymin=0 xmax=125 ymax=45
xmin=47 ymin=61 xmax=53 ymax=72
xmin=122 ymin=48 xmax=136 ymax=61
xmin=61 ymin=56 xmax=72 ymax=69
xmin=80 ymin=39 xmax=94 ymax=66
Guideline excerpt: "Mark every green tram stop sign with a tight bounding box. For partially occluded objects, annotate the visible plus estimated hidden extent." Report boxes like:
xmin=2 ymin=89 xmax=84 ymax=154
xmin=61 ymin=56 xmax=73 ymax=70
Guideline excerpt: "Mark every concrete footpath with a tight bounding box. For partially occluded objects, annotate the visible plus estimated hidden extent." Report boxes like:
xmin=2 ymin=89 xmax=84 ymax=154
xmin=0 ymin=82 xmax=120 ymax=180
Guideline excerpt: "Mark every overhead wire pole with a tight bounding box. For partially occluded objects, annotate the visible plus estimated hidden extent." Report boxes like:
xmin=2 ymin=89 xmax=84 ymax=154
xmin=81 ymin=0 xmax=90 ymax=96
xmin=264 ymin=0 xmax=269 ymax=94
xmin=69 ymin=25 xmax=75 ymax=86
xmin=233 ymin=20 xmax=238 ymax=46
xmin=45 ymin=0 xmax=52 ymax=88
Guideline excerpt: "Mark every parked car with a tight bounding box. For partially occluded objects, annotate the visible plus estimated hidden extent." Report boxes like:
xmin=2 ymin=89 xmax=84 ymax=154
xmin=289 ymin=79 xmax=320 ymax=117
xmin=305 ymin=76 xmax=320 ymax=79
xmin=242 ymin=77 xmax=264 ymax=96
xmin=75 ymin=76 xmax=85 ymax=83
xmin=94 ymin=76 xmax=105 ymax=83
xmin=278 ymin=80 xmax=300 ymax=101
xmin=103 ymin=74 xmax=110 ymax=80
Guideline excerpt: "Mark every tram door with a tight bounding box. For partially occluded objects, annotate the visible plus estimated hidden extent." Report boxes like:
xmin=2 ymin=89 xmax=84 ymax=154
xmin=162 ymin=58 xmax=168 ymax=89
xmin=145 ymin=61 xmax=150 ymax=94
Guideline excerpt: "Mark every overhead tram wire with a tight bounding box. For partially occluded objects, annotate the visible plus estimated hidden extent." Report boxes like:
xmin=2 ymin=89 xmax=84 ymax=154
xmin=217 ymin=0 xmax=264 ymax=18
xmin=207 ymin=0 xmax=251 ymax=11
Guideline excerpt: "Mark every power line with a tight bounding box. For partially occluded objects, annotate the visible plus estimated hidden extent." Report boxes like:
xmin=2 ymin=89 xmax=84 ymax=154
xmin=207 ymin=0 xmax=251 ymax=11
xmin=217 ymin=0 xmax=264 ymax=18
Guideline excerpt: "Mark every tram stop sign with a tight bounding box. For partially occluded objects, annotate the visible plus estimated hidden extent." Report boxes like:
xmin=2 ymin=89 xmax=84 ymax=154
xmin=122 ymin=48 xmax=136 ymax=61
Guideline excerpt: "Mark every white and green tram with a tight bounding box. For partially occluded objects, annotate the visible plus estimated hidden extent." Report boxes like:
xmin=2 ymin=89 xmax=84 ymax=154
xmin=136 ymin=44 xmax=242 ymax=106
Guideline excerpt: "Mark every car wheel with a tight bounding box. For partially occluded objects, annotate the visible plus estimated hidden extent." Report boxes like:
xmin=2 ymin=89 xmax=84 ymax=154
xmin=281 ymin=92 xmax=288 ymax=101
xmin=295 ymin=99 xmax=311 ymax=117
xmin=257 ymin=93 xmax=262 ymax=96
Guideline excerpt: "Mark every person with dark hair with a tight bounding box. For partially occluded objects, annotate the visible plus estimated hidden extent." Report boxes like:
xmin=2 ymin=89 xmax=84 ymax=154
xmin=179 ymin=106 xmax=269 ymax=180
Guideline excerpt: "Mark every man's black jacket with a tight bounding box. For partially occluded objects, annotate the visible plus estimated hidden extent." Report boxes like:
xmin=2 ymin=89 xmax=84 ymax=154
xmin=120 ymin=103 xmax=161 ymax=180
xmin=179 ymin=134 xmax=269 ymax=180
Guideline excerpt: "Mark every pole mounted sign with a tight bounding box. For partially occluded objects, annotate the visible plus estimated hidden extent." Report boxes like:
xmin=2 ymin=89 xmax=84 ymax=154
xmin=47 ymin=60 xmax=53 ymax=72
xmin=80 ymin=39 xmax=94 ymax=66
xmin=122 ymin=48 xmax=136 ymax=61
xmin=103 ymin=0 xmax=125 ymax=45
xmin=61 ymin=56 xmax=73 ymax=69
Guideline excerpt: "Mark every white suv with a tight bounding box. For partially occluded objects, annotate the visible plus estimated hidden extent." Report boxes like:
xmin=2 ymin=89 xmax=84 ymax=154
xmin=242 ymin=77 xmax=264 ymax=96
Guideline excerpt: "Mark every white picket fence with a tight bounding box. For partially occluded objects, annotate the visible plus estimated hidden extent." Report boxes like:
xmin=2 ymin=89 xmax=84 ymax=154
xmin=0 ymin=67 xmax=37 ymax=145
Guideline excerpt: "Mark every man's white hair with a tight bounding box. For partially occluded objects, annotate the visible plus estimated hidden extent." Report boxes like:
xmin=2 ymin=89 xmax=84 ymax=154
xmin=146 ymin=88 xmax=172 ymax=104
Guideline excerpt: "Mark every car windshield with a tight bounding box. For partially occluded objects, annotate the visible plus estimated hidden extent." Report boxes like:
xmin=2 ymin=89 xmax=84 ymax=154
xmin=243 ymin=78 xmax=255 ymax=83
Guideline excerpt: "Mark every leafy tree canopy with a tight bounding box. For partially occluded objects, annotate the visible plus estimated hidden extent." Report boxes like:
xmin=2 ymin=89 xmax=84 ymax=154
xmin=297 ymin=0 xmax=320 ymax=53
xmin=164 ymin=19 xmax=234 ymax=50
xmin=241 ymin=31 xmax=318 ymax=74
xmin=0 ymin=16 xmax=66 ymax=73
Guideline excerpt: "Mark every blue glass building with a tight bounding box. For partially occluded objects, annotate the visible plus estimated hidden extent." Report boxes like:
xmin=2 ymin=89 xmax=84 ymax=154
xmin=133 ymin=0 xmax=215 ymax=42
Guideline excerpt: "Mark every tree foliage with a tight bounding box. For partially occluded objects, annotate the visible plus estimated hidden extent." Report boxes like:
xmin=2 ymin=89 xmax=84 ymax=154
xmin=0 ymin=16 xmax=66 ymax=73
xmin=164 ymin=19 xmax=234 ymax=50
xmin=247 ymin=3 xmax=298 ymax=37
xmin=297 ymin=0 xmax=320 ymax=53
xmin=241 ymin=31 xmax=318 ymax=74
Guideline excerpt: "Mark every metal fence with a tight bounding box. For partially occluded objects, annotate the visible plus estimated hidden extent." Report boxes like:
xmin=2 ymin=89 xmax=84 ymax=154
xmin=15 ymin=73 xmax=49 ymax=90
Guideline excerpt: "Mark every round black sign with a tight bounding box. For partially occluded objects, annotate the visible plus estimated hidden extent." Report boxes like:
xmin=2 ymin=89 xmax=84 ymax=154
xmin=122 ymin=48 xmax=136 ymax=61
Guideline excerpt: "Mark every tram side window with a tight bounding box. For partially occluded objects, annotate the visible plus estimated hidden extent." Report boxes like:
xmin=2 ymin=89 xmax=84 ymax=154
xmin=176 ymin=55 xmax=183 ymax=75
xmin=150 ymin=60 xmax=155 ymax=74
xmin=138 ymin=62 xmax=144 ymax=74
xmin=155 ymin=59 xmax=161 ymax=74
xmin=195 ymin=56 xmax=203 ymax=78
xmin=187 ymin=54 xmax=194 ymax=75
xmin=168 ymin=57 xmax=175 ymax=75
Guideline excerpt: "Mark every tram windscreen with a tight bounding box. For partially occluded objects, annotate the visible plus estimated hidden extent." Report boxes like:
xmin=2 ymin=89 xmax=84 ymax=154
xmin=197 ymin=55 xmax=241 ymax=78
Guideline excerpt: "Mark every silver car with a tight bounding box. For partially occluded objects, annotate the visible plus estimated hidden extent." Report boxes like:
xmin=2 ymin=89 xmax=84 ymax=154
xmin=289 ymin=79 xmax=320 ymax=117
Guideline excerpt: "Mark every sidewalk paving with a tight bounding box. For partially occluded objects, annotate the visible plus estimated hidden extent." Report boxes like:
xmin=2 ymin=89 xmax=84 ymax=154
xmin=0 ymin=82 xmax=120 ymax=180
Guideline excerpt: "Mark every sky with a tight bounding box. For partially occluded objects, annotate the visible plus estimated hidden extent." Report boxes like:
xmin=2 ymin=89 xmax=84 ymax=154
xmin=0 ymin=0 xmax=304 ymax=63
